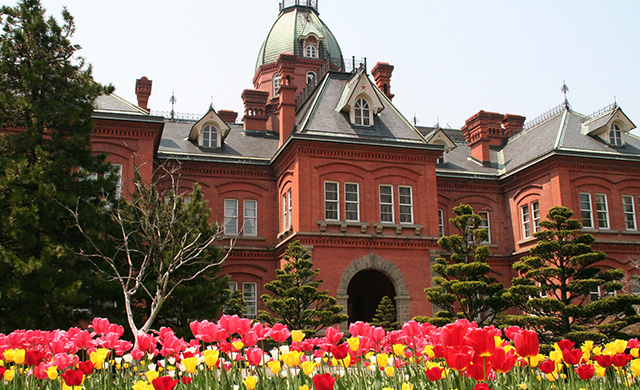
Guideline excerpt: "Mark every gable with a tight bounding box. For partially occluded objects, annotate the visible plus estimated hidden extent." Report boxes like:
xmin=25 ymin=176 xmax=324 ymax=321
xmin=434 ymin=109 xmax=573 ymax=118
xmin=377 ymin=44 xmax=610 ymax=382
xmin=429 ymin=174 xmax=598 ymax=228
xmin=188 ymin=107 xmax=232 ymax=146
xmin=335 ymin=70 xmax=384 ymax=116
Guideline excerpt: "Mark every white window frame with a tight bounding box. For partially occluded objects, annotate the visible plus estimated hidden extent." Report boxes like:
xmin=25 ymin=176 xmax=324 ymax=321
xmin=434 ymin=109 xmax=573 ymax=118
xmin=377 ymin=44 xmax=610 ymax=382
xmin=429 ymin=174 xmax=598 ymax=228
xmin=438 ymin=209 xmax=444 ymax=237
xmin=579 ymin=193 xmax=594 ymax=229
xmin=243 ymin=282 xmax=257 ymax=319
xmin=354 ymin=98 xmax=371 ymax=126
xmin=478 ymin=211 xmax=490 ymax=243
xmin=521 ymin=204 xmax=531 ymax=238
xmin=282 ymin=193 xmax=287 ymax=230
xmin=379 ymin=185 xmax=394 ymax=223
xmin=610 ymin=124 xmax=622 ymax=146
xmin=306 ymin=71 xmax=317 ymax=85
xmin=537 ymin=282 xmax=548 ymax=299
xmin=590 ymin=285 xmax=602 ymax=302
xmin=224 ymin=199 xmax=238 ymax=235
xmin=305 ymin=45 xmax=317 ymax=58
xmin=229 ymin=281 xmax=238 ymax=293
xmin=324 ymin=181 xmax=339 ymax=221
xmin=344 ymin=183 xmax=360 ymax=222
xmin=531 ymin=201 xmax=541 ymax=233
xmin=273 ymin=73 xmax=281 ymax=96
xmin=623 ymin=195 xmax=637 ymax=230
xmin=287 ymin=189 xmax=292 ymax=228
xmin=398 ymin=186 xmax=413 ymax=224
xmin=243 ymin=200 xmax=257 ymax=236
xmin=202 ymin=125 xmax=218 ymax=148
xmin=109 ymin=164 xmax=123 ymax=199
xmin=595 ymin=193 xmax=610 ymax=229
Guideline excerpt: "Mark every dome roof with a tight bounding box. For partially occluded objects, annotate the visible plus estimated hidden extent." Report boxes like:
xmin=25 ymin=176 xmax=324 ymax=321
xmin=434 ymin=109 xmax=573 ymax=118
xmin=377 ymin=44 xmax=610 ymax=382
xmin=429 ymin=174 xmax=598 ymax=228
xmin=255 ymin=5 xmax=343 ymax=71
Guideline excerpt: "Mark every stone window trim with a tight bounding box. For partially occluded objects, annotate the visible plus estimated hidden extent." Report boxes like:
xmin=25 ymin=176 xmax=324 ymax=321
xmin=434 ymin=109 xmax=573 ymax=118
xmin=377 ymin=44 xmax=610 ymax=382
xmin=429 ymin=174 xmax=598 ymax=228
xmin=317 ymin=220 xmax=369 ymax=234
xmin=373 ymin=222 xmax=423 ymax=236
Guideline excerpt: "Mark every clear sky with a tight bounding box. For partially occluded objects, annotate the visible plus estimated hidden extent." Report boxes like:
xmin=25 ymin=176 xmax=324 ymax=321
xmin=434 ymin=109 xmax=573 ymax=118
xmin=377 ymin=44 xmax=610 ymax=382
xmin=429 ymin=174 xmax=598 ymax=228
xmin=10 ymin=0 xmax=640 ymax=132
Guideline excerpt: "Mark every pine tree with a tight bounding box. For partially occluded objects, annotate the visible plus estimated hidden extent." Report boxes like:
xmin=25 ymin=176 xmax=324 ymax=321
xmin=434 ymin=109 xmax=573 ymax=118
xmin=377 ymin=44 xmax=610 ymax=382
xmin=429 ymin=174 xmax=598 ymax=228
xmin=422 ymin=204 xmax=508 ymax=327
xmin=260 ymin=241 xmax=348 ymax=336
xmin=0 ymin=0 xmax=113 ymax=331
xmin=370 ymin=296 xmax=399 ymax=331
xmin=505 ymin=206 xmax=640 ymax=344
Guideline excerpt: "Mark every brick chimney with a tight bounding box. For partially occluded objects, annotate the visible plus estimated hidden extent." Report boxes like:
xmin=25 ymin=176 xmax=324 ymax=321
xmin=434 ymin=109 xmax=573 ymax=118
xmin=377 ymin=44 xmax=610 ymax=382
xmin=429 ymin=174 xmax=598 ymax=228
xmin=371 ymin=62 xmax=395 ymax=101
xmin=218 ymin=109 xmax=238 ymax=124
xmin=503 ymin=113 xmax=526 ymax=137
xmin=276 ymin=53 xmax=298 ymax=146
xmin=461 ymin=110 xmax=505 ymax=165
xmin=241 ymin=89 xmax=269 ymax=131
xmin=135 ymin=76 xmax=152 ymax=110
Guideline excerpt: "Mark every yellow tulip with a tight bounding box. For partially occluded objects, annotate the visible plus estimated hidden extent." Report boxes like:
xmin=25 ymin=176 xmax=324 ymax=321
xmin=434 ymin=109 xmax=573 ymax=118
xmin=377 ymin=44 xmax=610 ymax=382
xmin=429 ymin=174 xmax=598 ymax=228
xmin=243 ymin=375 xmax=258 ymax=390
xmin=3 ymin=349 xmax=25 ymax=365
xmin=267 ymin=360 xmax=281 ymax=374
xmin=592 ymin=346 xmax=603 ymax=356
xmin=282 ymin=351 xmax=303 ymax=367
xmin=605 ymin=339 xmax=627 ymax=355
xmin=233 ymin=341 xmax=245 ymax=351
xmin=402 ymin=383 xmax=414 ymax=390
xmin=4 ymin=367 xmax=15 ymax=382
xmin=423 ymin=345 xmax=435 ymax=358
xmin=630 ymin=359 xmax=640 ymax=377
xmin=45 ymin=365 xmax=58 ymax=380
xmin=301 ymin=360 xmax=316 ymax=376
xmin=549 ymin=350 xmax=563 ymax=363
xmin=383 ymin=388 xmax=394 ymax=390
xmin=90 ymin=348 xmax=111 ymax=369
xmin=339 ymin=354 xmax=351 ymax=368
xmin=132 ymin=380 xmax=154 ymax=390
xmin=291 ymin=330 xmax=305 ymax=342
xmin=632 ymin=348 xmax=639 ymax=358
xmin=347 ymin=337 xmax=360 ymax=351
xmin=595 ymin=363 xmax=607 ymax=378
xmin=300 ymin=386 xmax=310 ymax=390
xmin=376 ymin=353 xmax=389 ymax=368
xmin=393 ymin=344 xmax=405 ymax=357
xmin=384 ymin=366 xmax=394 ymax=377
xmin=203 ymin=350 xmax=220 ymax=368
xmin=145 ymin=369 xmax=159 ymax=383
xmin=181 ymin=356 xmax=199 ymax=373
xmin=529 ymin=354 xmax=545 ymax=368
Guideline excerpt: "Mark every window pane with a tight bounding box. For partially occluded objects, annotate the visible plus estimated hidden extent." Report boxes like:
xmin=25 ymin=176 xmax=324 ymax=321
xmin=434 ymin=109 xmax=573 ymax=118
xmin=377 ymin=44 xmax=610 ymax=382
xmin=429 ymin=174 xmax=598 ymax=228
xmin=324 ymin=182 xmax=339 ymax=220
xmin=398 ymin=186 xmax=413 ymax=224
xmin=579 ymin=193 xmax=593 ymax=228
xmin=623 ymin=195 xmax=636 ymax=230
xmin=224 ymin=199 xmax=238 ymax=235
xmin=345 ymin=183 xmax=359 ymax=221
xmin=595 ymin=194 xmax=609 ymax=229
xmin=479 ymin=211 xmax=490 ymax=243
xmin=438 ymin=209 xmax=444 ymax=237
xmin=531 ymin=201 xmax=541 ymax=233
xmin=243 ymin=282 xmax=257 ymax=319
xmin=521 ymin=205 xmax=531 ymax=238
xmin=379 ymin=185 xmax=393 ymax=223
xmin=243 ymin=200 xmax=257 ymax=236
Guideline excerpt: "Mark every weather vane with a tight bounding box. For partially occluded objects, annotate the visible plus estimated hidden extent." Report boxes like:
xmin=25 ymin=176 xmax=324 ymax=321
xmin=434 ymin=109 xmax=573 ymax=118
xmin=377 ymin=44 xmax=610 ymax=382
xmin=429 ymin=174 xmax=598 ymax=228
xmin=169 ymin=90 xmax=177 ymax=120
xmin=561 ymin=79 xmax=570 ymax=108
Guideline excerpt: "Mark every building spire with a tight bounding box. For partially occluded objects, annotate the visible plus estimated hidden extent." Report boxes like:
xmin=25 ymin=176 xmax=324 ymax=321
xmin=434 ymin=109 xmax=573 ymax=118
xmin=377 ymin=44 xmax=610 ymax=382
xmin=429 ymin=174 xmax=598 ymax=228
xmin=561 ymin=79 xmax=570 ymax=109
xmin=169 ymin=90 xmax=177 ymax=120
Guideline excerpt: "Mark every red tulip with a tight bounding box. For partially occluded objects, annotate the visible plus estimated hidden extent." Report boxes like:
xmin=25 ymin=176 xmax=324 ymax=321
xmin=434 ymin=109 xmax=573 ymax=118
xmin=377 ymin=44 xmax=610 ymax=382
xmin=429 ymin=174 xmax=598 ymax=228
xmin=25 ymin=350 xmax=47 ymax=366
xmin=246 ymin=347 xmax=263 ymax=366
xmin=61 ymin=369 xmax=84 ymax=386
xmin=371 ymin=327 xmax=385 ymax=343
xmin=473 ymin=383 xmax=492 ymax=390
xmin=593 ymin=354 xmax=612 ymax=368
xmin=538 ymin=359 xmax=556 ymax=374
xmin=467 ymin=354 xmax=492 ymax=381
xmin=562 ymin=348 xmax=583 ymax=365
xmin=425 ymin=366 xmax=444 ymax=381
xmin=331 ymin=343 xmax=350 ymax=360
xmin=556 ymin=339 xmax=574 ymax=351
xmin=181 ymin=377 xmax=192 ymax=384
xmin=513 ymin=330 xmax=539 ymax=358
xmin=152 ymin=376 xmax=179 ymax=390
xmin=467 ymin=328 xmax=496 ymax=357
xmin=444 ymin=346 xmax=474 ymax=371
xmin=312 ymin=373 xmax=336 ymax=390
xmin=442 ymin=321 xmax=470 ymax=347
xmin=612 ymin=353 xmax=632 ymax=368
xmin=77 ymin=360 xmax=94 ymax=375
xmin=575 ymin=364 xmax=595 ymax=380
xmin=270 ymin=324 xmax=291 ymax=343
xmin=491 ymin=348 xmax=517 ymax=374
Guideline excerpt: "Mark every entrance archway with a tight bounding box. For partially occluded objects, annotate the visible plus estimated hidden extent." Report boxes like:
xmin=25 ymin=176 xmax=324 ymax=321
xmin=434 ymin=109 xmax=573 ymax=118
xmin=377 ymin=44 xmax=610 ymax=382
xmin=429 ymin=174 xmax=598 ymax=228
xmin=347 ymin=269 xmax=395 ymax=323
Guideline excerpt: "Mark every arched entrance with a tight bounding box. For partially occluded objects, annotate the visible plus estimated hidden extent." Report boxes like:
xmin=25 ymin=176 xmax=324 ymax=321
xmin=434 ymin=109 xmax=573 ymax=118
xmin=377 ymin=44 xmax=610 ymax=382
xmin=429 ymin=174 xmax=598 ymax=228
xmin=347 ymin=269 xmax=395 ymax=323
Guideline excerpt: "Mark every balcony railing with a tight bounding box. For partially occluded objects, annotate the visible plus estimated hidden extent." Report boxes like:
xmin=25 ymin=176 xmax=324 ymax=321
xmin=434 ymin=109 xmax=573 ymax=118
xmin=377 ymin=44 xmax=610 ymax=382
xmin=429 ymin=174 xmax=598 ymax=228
xmin=279 ymin=0 xmax=318 ymax=12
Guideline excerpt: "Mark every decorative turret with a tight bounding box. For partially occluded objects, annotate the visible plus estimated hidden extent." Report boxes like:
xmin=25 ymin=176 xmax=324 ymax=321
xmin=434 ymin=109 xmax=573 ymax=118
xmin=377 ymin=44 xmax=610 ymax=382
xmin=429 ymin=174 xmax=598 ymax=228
xmin=135 ymin=76 xmax=152 ymax=110
xmin=371 ymin=62 xmax=395 ymax=101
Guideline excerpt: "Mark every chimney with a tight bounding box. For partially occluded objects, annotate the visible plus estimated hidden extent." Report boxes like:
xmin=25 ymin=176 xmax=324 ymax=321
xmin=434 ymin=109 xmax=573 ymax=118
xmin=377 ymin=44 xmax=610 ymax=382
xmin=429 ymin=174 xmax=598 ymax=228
xmin=503 ymin=113 xmax=526 ymax=137
xmin=218 ymin=109 xmax=238 ymax=124
xmin=241 ymin=89 xmax=269 ymax=131
xmin=371 ymin=62 xmax=395 ymax=101
xmin=276 ymin=53 xmax=298 ymax=146
xmin=135 ymin=76 xmax=152 ymax=110
xmin=461 ymin=110 xmax=505 ymax=165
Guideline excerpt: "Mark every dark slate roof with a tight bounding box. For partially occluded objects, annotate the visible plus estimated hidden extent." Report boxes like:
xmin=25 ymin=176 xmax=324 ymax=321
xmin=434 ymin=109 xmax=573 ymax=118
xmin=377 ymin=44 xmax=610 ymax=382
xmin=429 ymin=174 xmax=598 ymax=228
xmin=94 ymin=94 xmax=149 ymax=115
xmin=295 ymin=72 xmax=429 ymax=146
xmin=157 ymin=121 xmax=279 ymax=164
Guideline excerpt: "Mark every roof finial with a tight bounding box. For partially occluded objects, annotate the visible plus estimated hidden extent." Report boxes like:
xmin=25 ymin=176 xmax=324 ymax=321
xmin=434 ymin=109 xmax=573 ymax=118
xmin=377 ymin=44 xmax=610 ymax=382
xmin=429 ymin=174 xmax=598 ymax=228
xmin=561 ymin=79 xmax=570 ymax=109
xmin=209 ymin=96 xmax=216 ymax=111
xmin=169 ymin=90 xmax=177 ymax=120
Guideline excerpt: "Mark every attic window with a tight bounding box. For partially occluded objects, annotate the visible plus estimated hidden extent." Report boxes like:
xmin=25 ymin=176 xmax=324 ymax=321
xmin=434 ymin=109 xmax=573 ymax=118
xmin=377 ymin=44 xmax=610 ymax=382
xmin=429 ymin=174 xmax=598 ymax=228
xmin=202 ymin=125 xmax=218 ymax=148
xmin=273 ymin=73 xmax=281 ymax=96
xmin=354 ymin=98 xmax=372 ymax=126
xmin=305 ymin=45 xmax=317 ymax=58
xmin=610 ymin=123 xmax=622 ymax=146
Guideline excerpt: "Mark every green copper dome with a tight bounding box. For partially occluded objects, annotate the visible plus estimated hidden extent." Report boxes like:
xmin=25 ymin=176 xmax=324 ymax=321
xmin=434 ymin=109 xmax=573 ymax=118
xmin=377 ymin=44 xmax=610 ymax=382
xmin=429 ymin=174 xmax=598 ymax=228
xmin=255 ymin=3 xmax=344 ymax=71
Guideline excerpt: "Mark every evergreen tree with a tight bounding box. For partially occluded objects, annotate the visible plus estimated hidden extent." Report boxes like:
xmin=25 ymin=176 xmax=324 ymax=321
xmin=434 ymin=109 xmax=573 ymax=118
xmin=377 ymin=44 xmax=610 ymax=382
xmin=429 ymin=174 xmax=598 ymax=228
xmin=370 ymin=295 xmax=399 ymax=331
xmin=505 ymin=206 xmax=640 ymax=344
xmin=422 ymin=204 xmax=508 ymax=327
xmin=0 ymin=0 xmax=113 ymax=332
xmin=260 ymin=241 xmax=347 ymax=336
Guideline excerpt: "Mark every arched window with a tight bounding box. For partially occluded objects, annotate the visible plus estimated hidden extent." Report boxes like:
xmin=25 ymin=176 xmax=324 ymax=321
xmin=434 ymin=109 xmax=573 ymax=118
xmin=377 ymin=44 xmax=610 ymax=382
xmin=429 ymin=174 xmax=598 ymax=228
xmin=273 ymin=73 xmax=281 ymax=96
xmin=306 ymin=71 xmax=317 ymax=85
xmin=305 ymin=45 xmax=317 ymax=58
xmin=354 ymin=98 xmax=371 ymax=126
xmin=202 ymin=125 xmax=218 ymax=148
xmin=609 ymin=123 xmax=622 ymax=146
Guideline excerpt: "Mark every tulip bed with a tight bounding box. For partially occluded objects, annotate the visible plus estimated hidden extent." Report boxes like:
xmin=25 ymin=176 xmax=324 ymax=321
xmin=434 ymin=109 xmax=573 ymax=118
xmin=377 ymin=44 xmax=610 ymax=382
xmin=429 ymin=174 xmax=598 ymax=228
xmin=2 ymin=317 xmax=640 ymax=390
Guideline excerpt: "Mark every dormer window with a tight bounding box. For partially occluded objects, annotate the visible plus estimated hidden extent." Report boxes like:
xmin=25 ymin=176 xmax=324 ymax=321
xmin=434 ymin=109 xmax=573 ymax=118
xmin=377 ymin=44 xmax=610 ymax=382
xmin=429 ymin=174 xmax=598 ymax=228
xmin=305 ymin=45 xmax=317 ymax=58
xmin=354 ymin=98 xmax=371 ymax=126
xmin=610 ymin=123 xmax=622 ymax=146
xmin=202 ymin=125 xmax=218 ymax=148
xmin=273 ymin=73 xmax=281 ymax=96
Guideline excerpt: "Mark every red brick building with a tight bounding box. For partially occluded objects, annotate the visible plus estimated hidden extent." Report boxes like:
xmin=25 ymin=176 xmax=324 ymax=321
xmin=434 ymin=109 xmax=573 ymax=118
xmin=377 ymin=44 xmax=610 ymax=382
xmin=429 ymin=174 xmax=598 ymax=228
xmin=92 ymin=0 xmax=640 ymax=325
